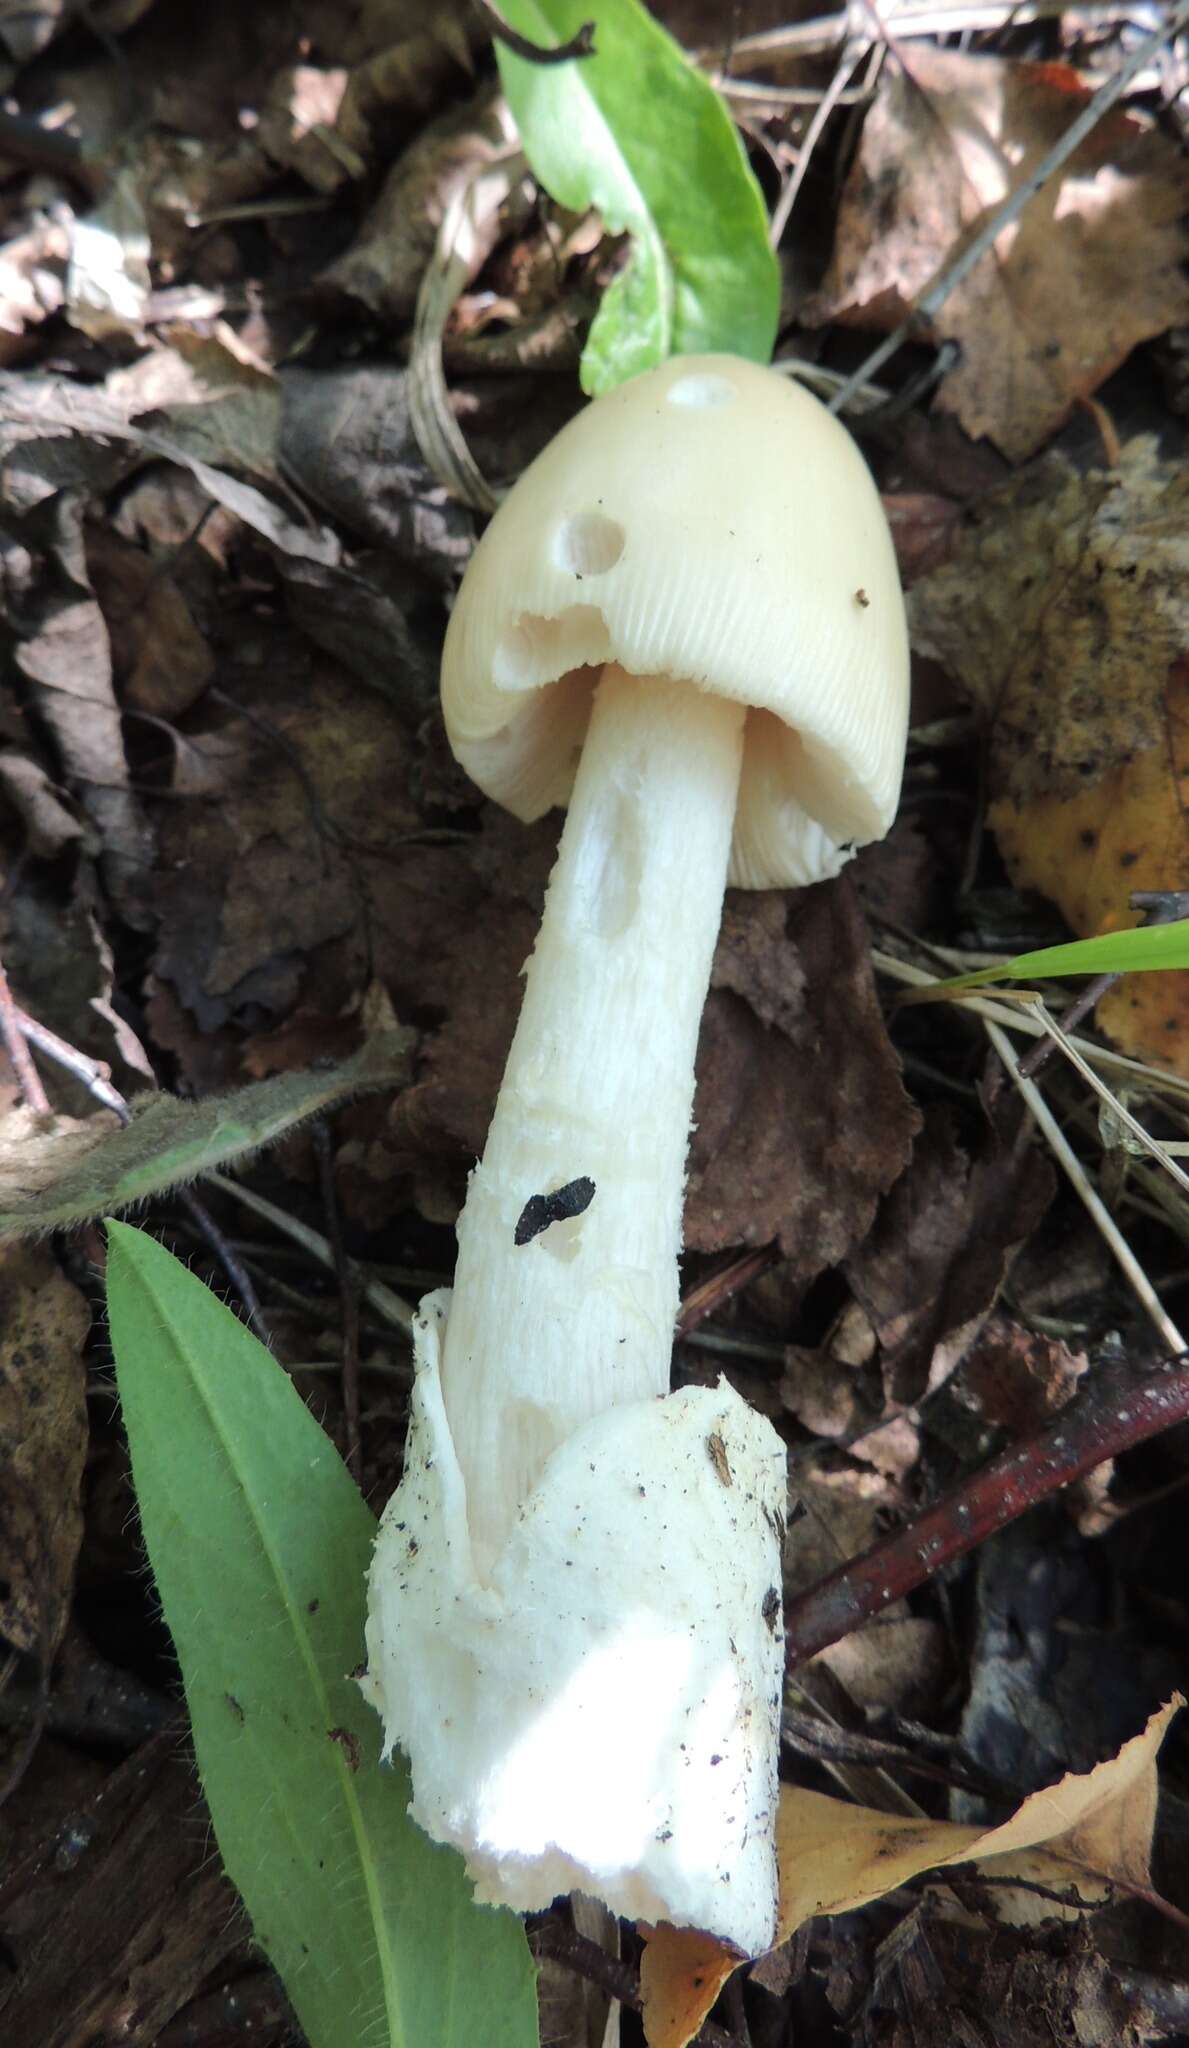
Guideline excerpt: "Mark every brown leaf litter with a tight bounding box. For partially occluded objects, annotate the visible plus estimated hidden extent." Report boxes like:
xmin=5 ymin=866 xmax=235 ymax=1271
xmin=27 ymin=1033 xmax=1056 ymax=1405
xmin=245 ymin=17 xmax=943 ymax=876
xmin=808 ymin=48 xmax=1189 ymax=460
xmin=0 ymin=1240 xmax=89 ymax=1660
xmin=640 ymin=1697 xmax=1184 ymax=2048
xmin=911 ymin=438 xmax=1189 ymax=1072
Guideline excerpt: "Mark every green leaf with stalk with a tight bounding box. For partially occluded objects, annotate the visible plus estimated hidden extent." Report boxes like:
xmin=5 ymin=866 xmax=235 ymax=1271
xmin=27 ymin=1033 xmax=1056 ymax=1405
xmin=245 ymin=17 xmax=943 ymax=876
xmin=0 ymin=1037 xmax=413 ymax=1242
xmin=494 ymin=0 xmax=779 ymax=393
xmin=106 ymin=1221 xmax=537 ymax=2048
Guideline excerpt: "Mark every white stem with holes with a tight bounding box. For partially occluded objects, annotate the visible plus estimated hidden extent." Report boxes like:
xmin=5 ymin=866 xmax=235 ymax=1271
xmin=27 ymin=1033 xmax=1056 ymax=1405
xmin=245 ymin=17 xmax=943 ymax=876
xmin=442 ymin=666 xmax=745 ymax=1577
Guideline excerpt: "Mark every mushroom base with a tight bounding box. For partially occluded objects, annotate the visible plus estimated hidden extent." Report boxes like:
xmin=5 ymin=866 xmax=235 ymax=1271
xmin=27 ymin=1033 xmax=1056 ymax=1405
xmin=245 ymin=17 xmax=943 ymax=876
xmin=363 ymin=1290 xmax=786 ymax=1955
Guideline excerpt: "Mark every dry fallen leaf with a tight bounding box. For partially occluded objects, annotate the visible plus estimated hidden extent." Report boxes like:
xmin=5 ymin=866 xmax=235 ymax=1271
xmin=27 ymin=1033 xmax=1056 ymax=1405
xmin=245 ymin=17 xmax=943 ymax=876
xmin=687 ymin=880 xmax=920 ymax=1283
xmin=843 ymin=1106 xmax=1055 ymax=1406
xmin=322 ymin=87 xmax=514 ymax=327
xmin=641 ymin=1697 xmax=1182 ymax=2047
xmin=808 ymin=49 xmax=1189 ymax=459
xmin=86 ymin=524 xmax=214 ymax=721
xmin=911 ymin=440 xmax=1189 ymax=1071
xmin=0 ymin=1103 xmax=121 ymax=1211
xmin=0 ymin=1241 xmax=90 ymax=1659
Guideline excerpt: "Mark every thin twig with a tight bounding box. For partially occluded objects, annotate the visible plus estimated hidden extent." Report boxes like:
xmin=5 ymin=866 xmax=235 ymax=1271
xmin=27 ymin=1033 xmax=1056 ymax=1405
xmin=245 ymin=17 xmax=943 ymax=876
xmin=1016 ymin=968 xmax=1122 ymax=1082
xmin=313 ymin=1122 xmax=362 ymax=1478
xmin=770 ymin=36 xmax=870 ymax=249
xmin=986 ymin=1019 xmax=1185 ymax=1354
xmin=178 ymin=1190 xmax=274 ymax=1350
xmin=718 ymin=76 xmax=872 ymax=106
xmin=678 ymin=1245 xmax=779 ymax=1336
xmin=827 ymin=0 xmax=1189 ymax=413
xmin=204 ymin=1172 xmax=415 ymax=1337
xmin=0 ymin=963 xmax=50 ymax=1114
xmin=784 ymin=1347 xmax=1189 ymax=1669
xmin=14 ymin=1009 xmax=128 ymax=1118
xmin=704 ymin=1 xmax=1166 ymax=74
xmin=478 ymin=0 xmax=596 ymax=62
xmin=1026 ymin=999 xmax=1189 ymax=1201
xmin=872 ymin=947 xmax=1189 ymax=1105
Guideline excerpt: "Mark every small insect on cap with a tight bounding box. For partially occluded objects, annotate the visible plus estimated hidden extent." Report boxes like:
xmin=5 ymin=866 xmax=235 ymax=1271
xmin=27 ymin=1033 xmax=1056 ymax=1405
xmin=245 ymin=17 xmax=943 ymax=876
xmin=442 ymin=353 xmax=910 ymax=888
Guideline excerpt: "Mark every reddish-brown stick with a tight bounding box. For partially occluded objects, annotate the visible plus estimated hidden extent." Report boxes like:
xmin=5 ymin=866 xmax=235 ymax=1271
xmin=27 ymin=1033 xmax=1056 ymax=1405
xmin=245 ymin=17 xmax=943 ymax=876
xmin=784 ymin=1350 xmax=1189 ymax=1672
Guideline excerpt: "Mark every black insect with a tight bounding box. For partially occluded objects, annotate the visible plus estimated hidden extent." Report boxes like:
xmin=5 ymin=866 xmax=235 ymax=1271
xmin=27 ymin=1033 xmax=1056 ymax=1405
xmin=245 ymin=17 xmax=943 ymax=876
xmin=514 ymin=1176 xmax=596 ymax=1246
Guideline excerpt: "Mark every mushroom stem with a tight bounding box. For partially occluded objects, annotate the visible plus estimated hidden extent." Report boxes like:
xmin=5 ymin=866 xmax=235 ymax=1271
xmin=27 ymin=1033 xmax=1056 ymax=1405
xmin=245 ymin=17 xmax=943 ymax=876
xmin=441 ymin=665 xmax=746 ymax=1573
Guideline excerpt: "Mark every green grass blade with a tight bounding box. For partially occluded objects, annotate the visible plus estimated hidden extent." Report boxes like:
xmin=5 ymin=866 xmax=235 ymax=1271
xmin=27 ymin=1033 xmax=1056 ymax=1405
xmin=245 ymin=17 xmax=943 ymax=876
xmin=925 ymin=921 xmax=1189 ymax=993
xmin=106 ymin=1221 xmax=537 ymax=2048
xmin=496 ymin=0 xmax=779 ymax=393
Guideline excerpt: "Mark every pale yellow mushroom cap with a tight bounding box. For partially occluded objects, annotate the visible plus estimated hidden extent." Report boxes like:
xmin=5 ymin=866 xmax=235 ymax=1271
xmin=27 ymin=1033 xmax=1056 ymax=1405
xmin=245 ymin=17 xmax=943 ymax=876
xmin=442 ymin=353 xmax=910 ymax=888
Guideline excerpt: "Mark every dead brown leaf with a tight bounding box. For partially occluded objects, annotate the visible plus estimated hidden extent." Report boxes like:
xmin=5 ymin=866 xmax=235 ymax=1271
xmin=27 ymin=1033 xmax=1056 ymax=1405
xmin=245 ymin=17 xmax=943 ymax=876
xmin=322 ymin=88 xmax=515 ymax=327
xmin=0 ymin=752 xmax=82 ymax=857
xmin=776 ymin=1694 xmax=1182 ymax=1940
xmin=108 ymin=329 xmax=281 ymax=482
xmin=258 ymin=64 xmax=358 ymax=191
xmin=640 ymin=1698 xmax=1182 ymax=2047
xmin=686 ymin=880 xmax=920 ymax=1283
xmin=808 ymin=50 xmax=1189 ymax=459
xmin=0 ymin=0 xmax=153 ymax=62
xmin=958 ymin=1312 xmax=1087 ymax=1434
xmin=278 ymin=364 xmax=473 ymax=577
xmin=0 ymin=1103 xmax=120 ymax=1209
xmin=0 ymin=216 xmax=69 ymax=367
xmin=843 ymin=1106 xmax=1055 ymax=1406
xmin=86 ymin=524 xmax=213 ymax=721
xmin=0 ymin=1241 xmax=90 ymax=1659
xmin=639 ymin=1925 xmax=739 ymax=2048
xmin=147 ymin=637 xmax=427 ymax=1032
xmin=911 ymin=440 xmax=1189 ymax=1071
xmin=8 ymin=493 xmax=153 ymax=905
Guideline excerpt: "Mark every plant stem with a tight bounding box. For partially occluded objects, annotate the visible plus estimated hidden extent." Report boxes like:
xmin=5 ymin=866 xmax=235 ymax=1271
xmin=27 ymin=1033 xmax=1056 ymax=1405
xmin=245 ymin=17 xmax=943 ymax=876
xmin=441 ymin=667 xmax=745 ymax=1573
xmin=783 ymin=1349 xmax=1189 ymax=1670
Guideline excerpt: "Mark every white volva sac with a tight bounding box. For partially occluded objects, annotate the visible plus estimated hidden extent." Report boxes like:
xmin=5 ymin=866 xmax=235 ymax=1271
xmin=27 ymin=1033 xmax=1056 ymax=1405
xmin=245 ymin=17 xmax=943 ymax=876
xmin=364 ymin=1296 xmax=787 ymax=1949
xmin=364 ymin=354 xmax=910 ymax=1952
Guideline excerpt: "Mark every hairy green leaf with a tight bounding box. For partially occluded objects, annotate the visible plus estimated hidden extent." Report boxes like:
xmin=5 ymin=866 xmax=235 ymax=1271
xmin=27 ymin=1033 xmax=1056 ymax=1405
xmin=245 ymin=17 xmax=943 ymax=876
xmin=106 ymin=1221 xmax=537 ymax=2048
xmin=1 ymin=1035 xmax=412 ymax=1240
xmin=496 ymin=0 xmax=778 ymax=392
xmin=925 ymin=919 xmax=1189 ymax=993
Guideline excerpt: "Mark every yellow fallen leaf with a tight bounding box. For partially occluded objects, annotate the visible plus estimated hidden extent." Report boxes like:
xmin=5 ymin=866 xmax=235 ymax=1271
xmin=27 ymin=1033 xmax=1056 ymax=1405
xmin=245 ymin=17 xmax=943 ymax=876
xmin=638 ymin=1696 xmax=1182 ymax=2048
xmin=774 ymin=1693 xmax=1181 ymax=1941
xmin=638 ymin=1925 xmax=739 ymax=2048
xmin=911 ymin=442 xmax=1189 ymax=1073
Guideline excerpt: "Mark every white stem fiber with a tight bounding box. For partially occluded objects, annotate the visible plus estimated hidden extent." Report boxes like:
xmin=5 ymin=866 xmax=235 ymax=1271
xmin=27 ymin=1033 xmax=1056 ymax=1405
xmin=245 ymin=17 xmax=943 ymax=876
xmin=441 ymin=667 xmax=745 ymax=1573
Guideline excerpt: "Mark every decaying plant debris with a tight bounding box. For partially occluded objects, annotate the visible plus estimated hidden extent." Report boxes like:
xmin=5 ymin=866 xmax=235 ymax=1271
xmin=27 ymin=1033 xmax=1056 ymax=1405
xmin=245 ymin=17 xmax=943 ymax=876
xmin=2 ymin=1 xmax=1189 ymax=2044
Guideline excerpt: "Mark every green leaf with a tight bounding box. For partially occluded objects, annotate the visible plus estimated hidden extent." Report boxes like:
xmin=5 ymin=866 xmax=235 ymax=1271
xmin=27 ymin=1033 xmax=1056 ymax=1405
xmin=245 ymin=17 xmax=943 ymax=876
xmin=1 ymin=1035 xmax=413 ymax=1240
xmin=495 ymin=0 xmax=779 ymax=393
xmin=106 ymin=1221 xmax=537 ymax=2048
xmin=924 ymin=920 xmax=1189 ymax=993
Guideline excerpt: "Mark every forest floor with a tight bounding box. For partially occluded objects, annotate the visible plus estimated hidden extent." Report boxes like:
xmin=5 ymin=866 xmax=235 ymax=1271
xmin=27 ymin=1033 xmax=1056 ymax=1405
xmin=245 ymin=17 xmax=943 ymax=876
xmin=2 ymin=2 xmax=1189 ymax=2044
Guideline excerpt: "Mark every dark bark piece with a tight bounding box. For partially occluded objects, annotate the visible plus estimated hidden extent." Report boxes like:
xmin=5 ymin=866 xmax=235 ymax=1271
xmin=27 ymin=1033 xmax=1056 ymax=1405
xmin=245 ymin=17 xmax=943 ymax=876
xmin=0 ymin=1723 xmax=244 ymax=2048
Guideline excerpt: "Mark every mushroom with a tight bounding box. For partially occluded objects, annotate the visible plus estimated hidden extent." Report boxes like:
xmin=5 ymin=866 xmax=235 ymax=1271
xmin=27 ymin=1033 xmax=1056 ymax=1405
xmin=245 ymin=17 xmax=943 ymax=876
xmin=364 ymin=354 xmax=909 ymax=1954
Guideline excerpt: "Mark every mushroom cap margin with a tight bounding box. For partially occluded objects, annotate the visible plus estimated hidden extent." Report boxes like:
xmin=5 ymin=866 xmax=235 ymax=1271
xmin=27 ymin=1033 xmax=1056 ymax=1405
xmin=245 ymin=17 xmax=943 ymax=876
xmin=441 ymin=353 xmax=910 ymax=888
